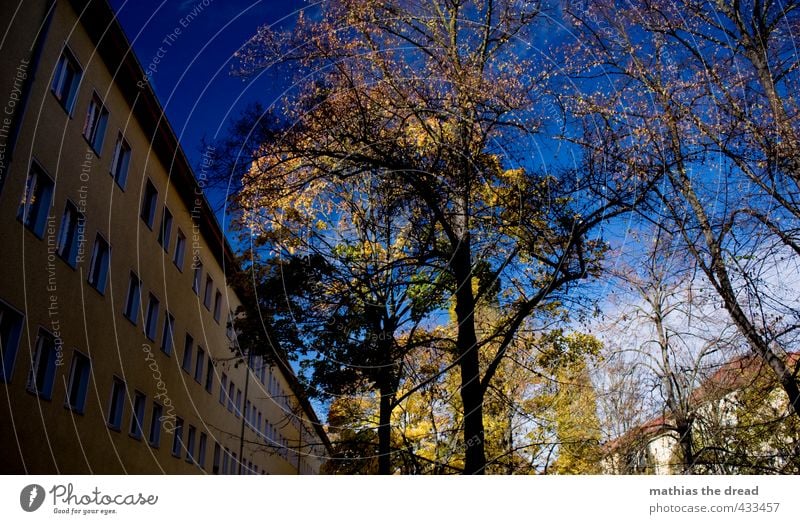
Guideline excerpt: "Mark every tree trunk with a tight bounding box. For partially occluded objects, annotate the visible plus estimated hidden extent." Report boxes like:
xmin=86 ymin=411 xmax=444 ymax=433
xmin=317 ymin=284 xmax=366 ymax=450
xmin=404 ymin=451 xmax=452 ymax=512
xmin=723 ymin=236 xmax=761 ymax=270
xmin=451 ymin=233 xmax=486 ymax=474
xmin=377 ymin=385 xmax=392 ymax=475
xmin=675 ymin=418 xmax=694 ymax=474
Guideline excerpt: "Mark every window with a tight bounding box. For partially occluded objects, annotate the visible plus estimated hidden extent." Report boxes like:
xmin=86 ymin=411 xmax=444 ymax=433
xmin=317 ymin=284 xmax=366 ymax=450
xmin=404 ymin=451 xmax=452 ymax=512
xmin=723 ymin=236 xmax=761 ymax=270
xmin=157 ymin=207 xmax=173 ymax=251
xmin=213 ymin=291 xmax=222 ymax=323
xmin=235 ymin=388 xmax=242 ymax=418
xmin=192 ymin=264 xmax=202 ymax=295
xmin=203 ymin=275 xmax=214 ymax=310
xmin=227 ymin=381 xmax=234 ymax=412
xmin=110 ymin=134 xmax=131 ymax=189
xmin=27 ymin=329 xmax=58 ymax=399
xmin=144 ymin=293 xmax=159 ymax=341
xmin=65 ymin=351 xmax=90 ymax=413
xmin=0 ymin=301 xmax=24 ymax=383
xmin=182 ymin=334 xmax=193 ymax=373
xmin=87 ymin=234 xmax=110 ymax=294
xmin=171 ymin=417 xmax=184 ymax=457
xmin=107 ymin=377 xmax=126 ymax=430
xmin=56 ymin=201 xmax=84 ymax=268
xmin=219 ymin=373 xmax=227 ymax=405
xmin=213 ymin=443 xmax=221 ymax=474
xmin=83 ymin=93 xmax=108 ymax=153
xmin=130 ymin=391 xmax=146 ymax=439
xmin=186 ymin=425 xmax=196 ymax=463
xmin=51 ymin=48 xmax=81 ymax=113
xmin=18 ymin=162 xmax=54 ymax=238
xmin=198 ymin=432 xmax=207 ymax=469
xmin=148 ymin=403 xmax=162 ymax=447
xmin=160 ymin=312 xmax=174 ymax=356
xmin=226 ymin=310 xmax=235 ymax=341
xmin=140 ymin=179 xmax=158 ymax=229
xmin=123 ymin=272 xmax=142 ymax=324
xmin=193 ymin=347 xmax=205 ymax=383
xmin=257 ymin=411 xmax=262 ymax=435
xmin=173 ymin=229 xmax=186 ymax=270
xmin=245 ymin=400 xmax=251 ymax=426
xmin=232 ymin=452 xmax=238 ymax=475
xmin=205 ymin=355 xmax=214 ymax=393
xmin=222 ymin=448 xmax=229 ymax=475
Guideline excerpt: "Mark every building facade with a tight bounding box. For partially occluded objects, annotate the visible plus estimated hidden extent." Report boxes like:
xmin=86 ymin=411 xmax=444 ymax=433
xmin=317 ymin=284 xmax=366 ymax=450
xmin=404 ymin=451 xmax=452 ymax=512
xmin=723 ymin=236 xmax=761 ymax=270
xmin=0 ymin=0 xmax=330 ymax=474
xmin=603 ymin=354 xmax=800 ymax=475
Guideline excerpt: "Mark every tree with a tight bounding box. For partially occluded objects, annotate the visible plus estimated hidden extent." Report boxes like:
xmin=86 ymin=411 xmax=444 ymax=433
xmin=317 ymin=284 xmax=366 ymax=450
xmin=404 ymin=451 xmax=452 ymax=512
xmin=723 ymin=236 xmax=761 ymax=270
xmin=228 ymin=163 xmax=449 ymax=474
xmin=598 ymin=229 xmax=741 ymax=473
xmin=322 ymin=325 xmax=605 ymax=474
xmin=233 ymin=0 xmax=634 ymax=473
xmin=564 ymin=0 xmax=800 ymax=421
xmin=535 ymin=331 xmax=603 ymax=474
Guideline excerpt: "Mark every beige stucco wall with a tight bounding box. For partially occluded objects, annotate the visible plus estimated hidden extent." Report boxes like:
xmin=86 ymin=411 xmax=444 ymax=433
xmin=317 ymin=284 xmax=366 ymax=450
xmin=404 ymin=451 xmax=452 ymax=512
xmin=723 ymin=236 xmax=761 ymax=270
xmin=0 ymin=0 xmax=325 ymax=474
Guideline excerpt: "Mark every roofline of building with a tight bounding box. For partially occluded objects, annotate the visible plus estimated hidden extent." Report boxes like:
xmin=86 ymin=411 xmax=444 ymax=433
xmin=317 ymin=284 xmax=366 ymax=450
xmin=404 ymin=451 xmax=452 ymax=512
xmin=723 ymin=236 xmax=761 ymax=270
xmin=67 ymin=0 xmax=237 ymax=272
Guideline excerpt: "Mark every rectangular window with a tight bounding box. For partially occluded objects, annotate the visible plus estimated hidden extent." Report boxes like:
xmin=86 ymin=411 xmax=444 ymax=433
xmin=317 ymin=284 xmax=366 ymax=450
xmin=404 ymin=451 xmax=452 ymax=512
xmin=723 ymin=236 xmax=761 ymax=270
xmin=123 ymin=272 xmax=142 ymax=324
xmin=157 ymin=207 xmax=173 ymax=251
xmin=129 ymin=391 xmax=146 ymax=439
xmin=18 ymin=162 xmax=54 ymax=238
xmin=193 ymin=347 xmax=205 ymax=383
xmin=213 ymin=443 xmax=221 ymax=474
xmin=56 ymin=201 xmax=85 ymax=268
xmin=144 ymin=293 xmax=159 ymax=341
xmin=257 ymin=411 xmax=262 ymax=435
xmin=203 ymin=275 xmax=214 ymax=310
xmin=51 ymin=48 xmax=82 ymax=113
xmin=110 ymin=135 xmax=131 ymax=189
xmin=65 ymin=351 xmax=90 ymax=413
xmin=222 ymin=448 xmax=229 ymax=475
xmin=87 ymin=234 xmax=110 ymax=294
xmin=83 ymin=93 xmax=108 ymax=153
xmin=245 ymin=400 xmax=251 ymax=427
xmin=0 ymin=301 xmax=24 ymax=383
xmin=235 ymin=389 xmax=242 ymax=418
xmin=219 ymin=373 xmax=227 ymax=405
xmin=171 ymin=417 xmax=184 ymax=457
xmin=27 ymin=329 xmax=58 ymax=399
xmin=227 ymin=381 xmax=235 ymax=412
xmin=232 ymin=452 xmax=238 ymax=475
xmin=213 ymin=291 xmax=222 ymax=323
xmin=160 ymin=312 xmax=174 ymax=356
xmin=107 ymin=377 xmax=126 ymax=430
xmin=198 ymin=432 xmax=207 ymax=469
xmin=186 ymin=425 xmax=196 ymax=463
xmin=148 ymin=403 xmax=163 ymax=447
xmin=173 ymin=229 xmax=186 ymax=271
xmin=141 ymin=179 xmax=158 ymax=229
xmin=192 ymin=264 xmax=203 ymax=295
xmin=182 ymin=334 xmax=193 ymax=373
xmin=226 ymin=310 xmax=235 ymax=341
xmin=205 ymin=355 xmax=214 ymax=393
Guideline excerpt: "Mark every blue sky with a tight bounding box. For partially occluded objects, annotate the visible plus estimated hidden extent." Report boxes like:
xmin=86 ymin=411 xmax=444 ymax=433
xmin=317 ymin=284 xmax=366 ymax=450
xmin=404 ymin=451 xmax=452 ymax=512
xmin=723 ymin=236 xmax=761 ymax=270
xmin=109 ymin=0 xmax=308 ymax=212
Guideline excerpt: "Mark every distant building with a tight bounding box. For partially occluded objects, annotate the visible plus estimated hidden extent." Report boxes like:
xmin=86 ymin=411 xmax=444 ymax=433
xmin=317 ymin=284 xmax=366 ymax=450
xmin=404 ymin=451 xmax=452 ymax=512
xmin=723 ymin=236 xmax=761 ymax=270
xmin=603 ymin=353 xmax=800 ymax=475
xmin=0 ymin=0 xmax=330 ymax=473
